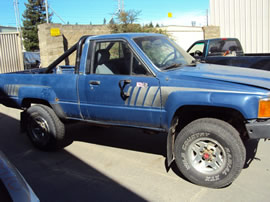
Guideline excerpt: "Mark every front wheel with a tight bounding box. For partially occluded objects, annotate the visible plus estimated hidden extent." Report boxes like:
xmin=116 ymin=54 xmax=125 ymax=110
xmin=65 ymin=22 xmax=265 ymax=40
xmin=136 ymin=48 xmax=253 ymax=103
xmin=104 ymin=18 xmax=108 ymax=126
xmin=174 ymin=118 xmax=246 ymax=188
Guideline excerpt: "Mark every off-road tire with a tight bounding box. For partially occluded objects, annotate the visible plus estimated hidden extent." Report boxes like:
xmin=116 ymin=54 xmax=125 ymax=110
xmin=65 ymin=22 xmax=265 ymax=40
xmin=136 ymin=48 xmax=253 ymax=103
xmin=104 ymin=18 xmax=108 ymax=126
xmin=174 ymin=118 xmax=246 ymax=188
xmin=26 ymin=104 xmax=66 ymax=151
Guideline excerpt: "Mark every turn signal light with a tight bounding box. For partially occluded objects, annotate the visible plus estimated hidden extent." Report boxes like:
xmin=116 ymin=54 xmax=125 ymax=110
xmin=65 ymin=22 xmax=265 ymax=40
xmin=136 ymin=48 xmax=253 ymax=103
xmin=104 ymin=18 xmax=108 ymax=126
xmin=258 ymin=98 xmax=270 ymax=118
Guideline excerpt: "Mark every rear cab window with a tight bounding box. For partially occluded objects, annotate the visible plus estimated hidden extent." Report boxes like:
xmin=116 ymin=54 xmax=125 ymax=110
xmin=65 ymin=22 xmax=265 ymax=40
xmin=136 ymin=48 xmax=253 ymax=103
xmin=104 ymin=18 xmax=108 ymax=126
xmin=208 ymin=39 xmax=243 ymax=56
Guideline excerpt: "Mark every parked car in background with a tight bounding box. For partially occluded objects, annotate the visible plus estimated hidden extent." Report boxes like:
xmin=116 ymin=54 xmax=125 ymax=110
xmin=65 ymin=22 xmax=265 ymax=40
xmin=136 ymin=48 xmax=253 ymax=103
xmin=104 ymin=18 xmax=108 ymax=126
xmin=0 ymin=151 xmax=39 ymax=202
xmin=187 ymin=38 xmax=270 ymax=70
xmin=23 ymin=52 xmax=40 ymax=70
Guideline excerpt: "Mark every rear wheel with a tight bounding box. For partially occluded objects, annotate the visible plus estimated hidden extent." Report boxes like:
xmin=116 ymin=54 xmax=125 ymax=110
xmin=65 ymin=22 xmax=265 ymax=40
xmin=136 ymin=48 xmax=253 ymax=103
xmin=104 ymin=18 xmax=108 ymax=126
xmin=174 ymin=118 xmax=246 ymax=188
xmin=26 ymin=104 xmax=67 ymax=150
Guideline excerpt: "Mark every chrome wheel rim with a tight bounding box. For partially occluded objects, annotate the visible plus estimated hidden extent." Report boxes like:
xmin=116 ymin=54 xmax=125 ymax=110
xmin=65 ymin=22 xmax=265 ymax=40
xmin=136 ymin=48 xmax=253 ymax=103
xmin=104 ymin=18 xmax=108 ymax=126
xmin=187 ymin=137 xmax=227 ymax=175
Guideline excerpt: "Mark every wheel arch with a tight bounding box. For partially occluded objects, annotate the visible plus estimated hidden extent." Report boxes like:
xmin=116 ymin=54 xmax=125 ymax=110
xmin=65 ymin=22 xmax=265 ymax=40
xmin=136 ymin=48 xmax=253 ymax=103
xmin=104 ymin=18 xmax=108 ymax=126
xmin=21 ymin=98 xmax=67 ymax=131
xmin=166 ymin=105 xmax=247 ymax=167
xmin=21 ymin=98 xmax=51 ymax=108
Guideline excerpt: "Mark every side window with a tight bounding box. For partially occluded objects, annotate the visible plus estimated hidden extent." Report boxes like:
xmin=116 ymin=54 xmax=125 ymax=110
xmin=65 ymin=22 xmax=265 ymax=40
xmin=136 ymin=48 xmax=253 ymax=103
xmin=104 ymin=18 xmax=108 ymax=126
xmin=109 ymin=42 xmax=124 ymax=59
xmin=132 ymin=56 xmax=150 ymax=76
xmin=188 ymin=43 xmax=204 ymax=57
xmin=93 ymin=41 xmax=151 ymax=76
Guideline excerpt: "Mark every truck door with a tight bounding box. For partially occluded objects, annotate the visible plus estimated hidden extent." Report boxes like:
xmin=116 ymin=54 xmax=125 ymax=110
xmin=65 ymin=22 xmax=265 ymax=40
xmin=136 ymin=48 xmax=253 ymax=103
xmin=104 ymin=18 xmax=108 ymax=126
xmin=78 ymin=39 xmax=161 ymax=128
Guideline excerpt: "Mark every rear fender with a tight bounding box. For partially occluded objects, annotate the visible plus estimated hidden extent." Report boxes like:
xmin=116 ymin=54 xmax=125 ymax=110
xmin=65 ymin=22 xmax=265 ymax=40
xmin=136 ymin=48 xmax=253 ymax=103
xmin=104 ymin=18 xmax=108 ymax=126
xmin=17 ymin=86 xmax=57 ymax=104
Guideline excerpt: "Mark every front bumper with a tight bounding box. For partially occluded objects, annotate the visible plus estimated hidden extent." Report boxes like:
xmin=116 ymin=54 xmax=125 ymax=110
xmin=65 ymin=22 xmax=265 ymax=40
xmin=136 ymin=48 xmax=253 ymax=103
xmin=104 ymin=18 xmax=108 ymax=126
xmin=246 ymin=119 xmax=270 ymax=139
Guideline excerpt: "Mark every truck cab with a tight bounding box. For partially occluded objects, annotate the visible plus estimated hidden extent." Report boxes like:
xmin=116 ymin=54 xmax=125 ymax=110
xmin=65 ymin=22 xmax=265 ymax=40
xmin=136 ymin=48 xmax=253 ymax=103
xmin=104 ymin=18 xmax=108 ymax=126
xmin=187 ymin=38 xmax=244 ymax=60
xmin=187 ymin=38 xmax=270 ymax=70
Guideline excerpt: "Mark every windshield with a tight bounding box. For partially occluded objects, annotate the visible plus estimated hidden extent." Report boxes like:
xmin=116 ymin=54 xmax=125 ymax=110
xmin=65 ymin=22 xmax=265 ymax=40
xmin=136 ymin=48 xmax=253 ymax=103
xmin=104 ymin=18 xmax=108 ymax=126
xmin=133 ymin=35 xmax=194 ymax=70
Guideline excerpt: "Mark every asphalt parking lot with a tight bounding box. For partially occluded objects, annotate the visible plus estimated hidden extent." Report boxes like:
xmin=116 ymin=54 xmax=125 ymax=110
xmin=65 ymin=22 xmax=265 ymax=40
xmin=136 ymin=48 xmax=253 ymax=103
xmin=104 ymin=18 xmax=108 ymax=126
xmin=0 ymin=104 xmax=270 ymax=202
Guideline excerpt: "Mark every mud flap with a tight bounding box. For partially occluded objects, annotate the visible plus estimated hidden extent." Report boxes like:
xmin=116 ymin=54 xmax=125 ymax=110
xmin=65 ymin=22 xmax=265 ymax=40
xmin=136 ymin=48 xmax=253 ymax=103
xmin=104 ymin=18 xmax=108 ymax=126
xmin=166 ymin=117 xmax=179 ymax=167
xmin=167 ymin=131 xmax=174 ymax=166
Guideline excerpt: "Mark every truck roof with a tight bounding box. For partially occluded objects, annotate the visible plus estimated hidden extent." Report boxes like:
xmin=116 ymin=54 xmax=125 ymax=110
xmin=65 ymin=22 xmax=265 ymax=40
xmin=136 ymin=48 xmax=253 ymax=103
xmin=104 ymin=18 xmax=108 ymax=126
xmin=89 ymin=33 xmax=165 ymax=40
xmin=194 ymin=38 xmax=240 ymax=43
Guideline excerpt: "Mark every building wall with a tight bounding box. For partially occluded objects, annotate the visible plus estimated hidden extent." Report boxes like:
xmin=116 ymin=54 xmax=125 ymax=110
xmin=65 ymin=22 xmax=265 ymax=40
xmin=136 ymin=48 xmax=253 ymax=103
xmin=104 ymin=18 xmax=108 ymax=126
xmin=38 ymin=24 xmax=111 ymax=67
xmin=163 ymin=26 xmax=205 ymax=50
xmin=38 ymin=23 xmax=220 ymax=66
xmin=203 ymin=26 xmax=220 ymax=40
xmin=0 ymin=32 xmax=23 ymax=73
xmin=210 ymin=0 xmax=270 ymax=53
xmin=0 ymin=26 xmax=17 ymax=33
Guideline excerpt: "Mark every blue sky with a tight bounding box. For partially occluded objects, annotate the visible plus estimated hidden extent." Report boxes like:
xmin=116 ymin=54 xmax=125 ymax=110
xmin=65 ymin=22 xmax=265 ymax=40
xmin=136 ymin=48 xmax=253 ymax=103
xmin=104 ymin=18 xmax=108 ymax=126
xmin=0 ymin=0 xmax=209 ymax=27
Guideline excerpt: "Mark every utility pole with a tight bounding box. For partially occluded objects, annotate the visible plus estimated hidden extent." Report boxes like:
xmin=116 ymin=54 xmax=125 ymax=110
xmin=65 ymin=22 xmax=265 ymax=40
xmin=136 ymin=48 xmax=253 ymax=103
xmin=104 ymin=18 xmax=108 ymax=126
xmin=117 ymin=0 xmax=124 ymax=13
xmin=45 ymin=0 xmax=49 ymax=23
xmin=13 ymin=0 xmax=21 ymax=32
xmin=206 ymin=9 xmax=209 ymax=26
xmin=110 ymin=0 xmax=124 ymax=23
xmin=121 ymin=0 xmax=124 ymax=12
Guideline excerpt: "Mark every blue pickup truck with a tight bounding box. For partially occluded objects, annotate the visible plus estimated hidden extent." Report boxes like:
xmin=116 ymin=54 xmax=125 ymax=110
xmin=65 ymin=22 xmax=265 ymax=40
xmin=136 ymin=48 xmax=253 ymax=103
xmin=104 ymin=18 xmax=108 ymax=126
xmin=1 ymin=33 xmax=270 ymax=188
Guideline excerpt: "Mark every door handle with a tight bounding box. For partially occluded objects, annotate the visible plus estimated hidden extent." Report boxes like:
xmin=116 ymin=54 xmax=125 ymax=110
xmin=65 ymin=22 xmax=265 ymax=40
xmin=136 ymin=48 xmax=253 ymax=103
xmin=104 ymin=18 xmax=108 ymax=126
xmin=118 ymin=79 xmax=131 ymax=100
xmin=89 ymin=80 xmax=100 ymax=85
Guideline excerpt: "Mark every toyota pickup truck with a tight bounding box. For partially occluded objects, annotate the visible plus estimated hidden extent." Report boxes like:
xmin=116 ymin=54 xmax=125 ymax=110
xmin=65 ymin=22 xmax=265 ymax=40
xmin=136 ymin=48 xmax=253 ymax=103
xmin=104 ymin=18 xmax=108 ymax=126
xmin=1 ymin=33 xmax=270 ymax=188
xmin=187 ymin=38 xmax=270 ymax=70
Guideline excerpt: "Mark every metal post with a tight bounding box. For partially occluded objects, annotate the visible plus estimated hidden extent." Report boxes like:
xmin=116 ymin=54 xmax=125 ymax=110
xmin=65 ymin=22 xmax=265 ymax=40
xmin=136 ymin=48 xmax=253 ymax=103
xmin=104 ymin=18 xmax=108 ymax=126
xmin=13 ymin=0 xmax=19 ymax=32
xmin=45 ymin=0 xmax=49 ymax=23
xmin=121 ymin=0 xmax=124 ymax=11
xmin=16 ymin=0 xmax=21 ymax=33
xmin=206 ymin=9 xmax=209 ymax=26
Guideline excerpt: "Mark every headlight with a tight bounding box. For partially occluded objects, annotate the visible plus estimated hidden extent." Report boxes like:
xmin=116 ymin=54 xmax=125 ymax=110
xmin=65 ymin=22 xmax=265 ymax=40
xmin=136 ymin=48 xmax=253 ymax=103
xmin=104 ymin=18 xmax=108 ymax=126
xmin=258 ymin=98 xmax=270 ymax=118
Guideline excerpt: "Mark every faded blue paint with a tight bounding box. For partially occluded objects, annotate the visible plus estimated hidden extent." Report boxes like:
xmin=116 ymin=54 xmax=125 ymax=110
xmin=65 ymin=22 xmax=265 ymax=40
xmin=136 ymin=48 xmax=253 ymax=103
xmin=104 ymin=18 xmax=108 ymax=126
xmin=0 ymin=33 xmax=269 ymax=131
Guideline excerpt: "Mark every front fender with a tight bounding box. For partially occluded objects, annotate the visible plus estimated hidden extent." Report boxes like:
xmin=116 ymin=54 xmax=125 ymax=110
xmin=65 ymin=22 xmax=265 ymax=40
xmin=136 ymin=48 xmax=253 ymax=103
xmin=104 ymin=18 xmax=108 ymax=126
xmin=162 ymin=89 xmax=261 ymax=130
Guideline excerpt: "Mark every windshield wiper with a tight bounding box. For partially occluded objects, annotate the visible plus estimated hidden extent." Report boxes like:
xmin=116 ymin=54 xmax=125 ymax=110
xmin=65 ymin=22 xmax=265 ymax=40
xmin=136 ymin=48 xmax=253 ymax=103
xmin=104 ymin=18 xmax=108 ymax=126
xmin=162 ymin=63 xmax=182 ymax=70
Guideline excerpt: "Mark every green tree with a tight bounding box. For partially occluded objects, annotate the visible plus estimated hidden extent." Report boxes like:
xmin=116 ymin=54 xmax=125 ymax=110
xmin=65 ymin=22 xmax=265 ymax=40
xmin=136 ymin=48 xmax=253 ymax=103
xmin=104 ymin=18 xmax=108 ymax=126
xmin=22 ymin=0 xmax=52 ymax=51
xmin=109 ymin=10 xmax=167 ymax=35
xmin=109 ymin=10 xmax=141 ymax=33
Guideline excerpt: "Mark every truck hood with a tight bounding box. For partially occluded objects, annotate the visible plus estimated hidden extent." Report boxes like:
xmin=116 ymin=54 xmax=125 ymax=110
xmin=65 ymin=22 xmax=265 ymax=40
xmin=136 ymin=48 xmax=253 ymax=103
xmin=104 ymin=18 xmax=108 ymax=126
xmin=169 ymin=63 xmax=270 ymax=90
